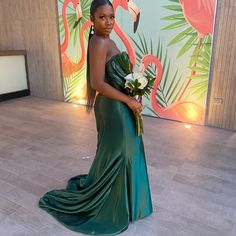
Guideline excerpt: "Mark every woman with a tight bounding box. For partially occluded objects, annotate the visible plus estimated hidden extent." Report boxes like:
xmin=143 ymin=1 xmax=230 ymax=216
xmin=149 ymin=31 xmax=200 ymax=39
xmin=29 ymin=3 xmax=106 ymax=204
xmin=39 ymin=0 xmax=153 ymax=235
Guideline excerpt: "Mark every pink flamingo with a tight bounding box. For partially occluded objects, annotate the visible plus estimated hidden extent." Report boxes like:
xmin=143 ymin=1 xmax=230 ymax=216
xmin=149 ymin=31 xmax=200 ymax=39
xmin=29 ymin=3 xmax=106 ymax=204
xmin=61 ymin=20 xmax=92 ymax=77
xmin=61 ymin=1 xmax=92 ymax=77
xmin=112 ymin=0 xmax=140 ymax=66
xmin=61 ymin=0 xmax=82 ymax=53
xmin=140 ymin=55 xmax=205 ymax=125
xmin=61 ymin=0 xmax=82 ymax=77
xmin=178 ymin=0 xmax=215 ymax=100
xmin=180 ymin=0 xmax=215 ymax=38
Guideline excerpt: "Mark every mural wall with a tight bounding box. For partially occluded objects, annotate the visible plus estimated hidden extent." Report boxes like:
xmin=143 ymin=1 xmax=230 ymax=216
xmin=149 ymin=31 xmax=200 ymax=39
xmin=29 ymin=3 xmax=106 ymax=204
xmin=57 ymin=0 xmax=217 ymax=125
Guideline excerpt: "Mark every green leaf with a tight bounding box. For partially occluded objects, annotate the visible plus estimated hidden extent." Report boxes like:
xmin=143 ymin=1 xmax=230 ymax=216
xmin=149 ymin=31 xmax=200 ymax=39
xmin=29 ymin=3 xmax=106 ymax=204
xmin=163 ymin=60 xmax=170 ymax=89
xmin=162 ymin=5 xmax=183 ymax=12
xmin=130 ymin=36 xmax=145 ymax=55
xmin=64 ymin=67 xmax=86 ymax=102
xmin=187 ymin=74 xmax=208 ymax=79
xmin=162 ymin=20 xmax=187 ymax=30
xmin=161 ymin=13 xmax=184 ymax=21
xmin=188 ymin=66 xmax=209 ymax=73
xmin=165 ymin=70 xmax=178 ymax=101
xmin=192 ymin=84 xmax=207 ymax=95
xmin=177 ymin=34 xmax=198 ymax=58
xmin=170 ymin=74 xmax=185 ymax=103
xmin=138 ymin=34 xmax=147 ymax=54
xmin=193 ymin=58 xmax=209 ymax=68
xmin=168 ymin=27 xmax=194 ymax=46
xmin=190 ymin=80 xmax=208 ymax=89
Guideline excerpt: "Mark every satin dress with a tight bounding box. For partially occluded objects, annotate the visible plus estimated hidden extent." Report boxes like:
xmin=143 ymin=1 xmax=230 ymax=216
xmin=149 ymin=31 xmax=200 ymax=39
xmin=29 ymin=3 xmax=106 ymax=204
xmin=38 ymin=52 xmax=153 ymax=235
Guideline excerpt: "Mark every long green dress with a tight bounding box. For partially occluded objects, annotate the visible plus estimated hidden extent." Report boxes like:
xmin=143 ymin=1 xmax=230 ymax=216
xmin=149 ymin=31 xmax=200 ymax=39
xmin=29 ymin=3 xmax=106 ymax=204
xmin=39 ymin=52 xmax=153 ymax=235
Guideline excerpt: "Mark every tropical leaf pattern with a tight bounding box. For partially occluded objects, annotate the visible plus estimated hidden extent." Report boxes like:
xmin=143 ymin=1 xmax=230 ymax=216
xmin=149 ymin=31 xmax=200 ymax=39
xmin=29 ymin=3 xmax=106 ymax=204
xmin=161 ymin=0 xmax=213 ymax=102
xmin=63 ymin=68 xmax=86 ymax=102
xmin=188 ymin=36 xmax=212 ymax=100
xmin=58 ymin=0 xmax=92 ymax=102
xmin=130 ymin=34 xmax=185 ymax=116
xmin=58 ymin=0 xmax=91 ymax=50
xmin=56 ymin=0 xmax=216 ymax=124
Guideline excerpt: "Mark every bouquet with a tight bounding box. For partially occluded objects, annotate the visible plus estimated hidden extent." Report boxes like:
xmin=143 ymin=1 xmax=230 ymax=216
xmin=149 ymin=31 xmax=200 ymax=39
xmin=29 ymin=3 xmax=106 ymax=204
xmin=124 ymin=72 xmax=155 ymax=136
xmin=111 ymin=52 xmax=155 ymax=136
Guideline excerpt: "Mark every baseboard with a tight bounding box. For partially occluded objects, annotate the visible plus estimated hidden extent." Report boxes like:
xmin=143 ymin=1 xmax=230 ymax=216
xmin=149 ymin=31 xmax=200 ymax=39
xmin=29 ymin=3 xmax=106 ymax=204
xmin=0 ymin=89 xmax=30 ymax=102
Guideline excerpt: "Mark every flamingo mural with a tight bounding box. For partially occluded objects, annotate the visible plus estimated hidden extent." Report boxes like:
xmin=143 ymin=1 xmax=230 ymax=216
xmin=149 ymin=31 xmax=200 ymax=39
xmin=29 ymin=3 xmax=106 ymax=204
xmin=62 ymin=20 xmax=92 ymax=77
xmin=112 ymin=0 xmax=140 ymax=66
xmin=61 ymin=0 xmax=82 ymax=54
xmin=180 ymin=0 xmax=215 ymax=39
xmin=178 ymin=0 xmax=215 ymax=100
xmin=57 ymin=0 xmax=217 ymax=125
xmin=140 ymin=55 xmax=205 ymax=124
xmin=61 ymin=0 xmax=83 ymax=78
xmin=61 ymin=1 xmax=93 ymax=78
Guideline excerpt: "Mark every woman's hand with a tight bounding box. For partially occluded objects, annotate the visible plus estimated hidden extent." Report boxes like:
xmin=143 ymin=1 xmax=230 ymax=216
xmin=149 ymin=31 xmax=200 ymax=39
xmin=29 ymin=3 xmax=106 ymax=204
xmin=126 ymin=97 xmax=143 ymax=113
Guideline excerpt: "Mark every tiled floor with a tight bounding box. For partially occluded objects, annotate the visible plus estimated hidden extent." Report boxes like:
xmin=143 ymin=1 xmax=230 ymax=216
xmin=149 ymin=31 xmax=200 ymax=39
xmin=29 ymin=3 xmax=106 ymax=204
xmin=0 ymin=96 xmax=236 ymax=236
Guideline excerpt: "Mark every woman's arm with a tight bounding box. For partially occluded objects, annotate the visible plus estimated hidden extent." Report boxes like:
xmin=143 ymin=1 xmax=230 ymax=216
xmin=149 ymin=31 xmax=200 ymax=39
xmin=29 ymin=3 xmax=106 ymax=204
xmin=89 ymin=37 xmax=142 ymax=113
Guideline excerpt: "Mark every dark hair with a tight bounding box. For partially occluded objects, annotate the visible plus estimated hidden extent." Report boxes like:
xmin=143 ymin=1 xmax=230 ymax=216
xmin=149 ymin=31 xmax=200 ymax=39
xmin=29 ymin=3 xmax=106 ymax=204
xmin=86 ymin=0 xmax=113 ymax=113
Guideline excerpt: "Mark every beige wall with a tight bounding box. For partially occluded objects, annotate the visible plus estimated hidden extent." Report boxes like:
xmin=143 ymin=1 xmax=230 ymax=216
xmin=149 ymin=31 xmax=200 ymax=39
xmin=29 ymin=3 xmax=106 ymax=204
xmin=206 ymin=0 xmax=236 ymax=130
xmin=0 ymin=0 xmax=63 ymax=101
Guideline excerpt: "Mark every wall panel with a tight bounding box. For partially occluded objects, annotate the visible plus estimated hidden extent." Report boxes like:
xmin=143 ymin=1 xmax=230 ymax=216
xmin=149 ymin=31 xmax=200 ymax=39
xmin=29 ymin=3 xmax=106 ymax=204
xmin=206 ymin=0 xmax=236 ymax=130
xmin=0 ymin=0 xmax=63 ymax=101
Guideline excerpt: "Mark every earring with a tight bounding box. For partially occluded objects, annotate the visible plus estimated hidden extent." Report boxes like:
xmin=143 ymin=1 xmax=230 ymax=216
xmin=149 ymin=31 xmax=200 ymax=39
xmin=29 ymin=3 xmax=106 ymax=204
xmin=91 ymin=25 xmax=94 ymax=34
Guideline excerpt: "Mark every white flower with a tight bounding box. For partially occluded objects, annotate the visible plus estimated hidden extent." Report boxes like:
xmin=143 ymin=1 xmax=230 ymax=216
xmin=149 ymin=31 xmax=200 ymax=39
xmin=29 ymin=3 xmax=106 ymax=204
xmin=124 ymin=73 xmax=134 ymax=81
xmin=136 ymin=73 xmax=148 ymax=89
xmin=124 ymin=72 xmax=148 ymax=89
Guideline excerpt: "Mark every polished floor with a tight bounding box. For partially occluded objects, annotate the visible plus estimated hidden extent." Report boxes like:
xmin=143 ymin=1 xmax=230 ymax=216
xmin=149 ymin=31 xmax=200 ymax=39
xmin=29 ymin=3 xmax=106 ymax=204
xmin=0 ymin=96 xmax=236 ymax=236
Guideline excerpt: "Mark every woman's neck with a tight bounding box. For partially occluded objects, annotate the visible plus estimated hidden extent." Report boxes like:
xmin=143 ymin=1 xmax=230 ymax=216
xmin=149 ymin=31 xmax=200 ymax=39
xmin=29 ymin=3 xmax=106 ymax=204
xmin=94 ymin=32 xmax=110 ymax=39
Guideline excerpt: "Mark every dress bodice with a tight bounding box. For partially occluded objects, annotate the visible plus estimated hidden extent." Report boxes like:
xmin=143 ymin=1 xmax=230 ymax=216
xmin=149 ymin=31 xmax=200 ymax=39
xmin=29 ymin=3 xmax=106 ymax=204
xmin=105 ymin=51 xmax=133 ymax=94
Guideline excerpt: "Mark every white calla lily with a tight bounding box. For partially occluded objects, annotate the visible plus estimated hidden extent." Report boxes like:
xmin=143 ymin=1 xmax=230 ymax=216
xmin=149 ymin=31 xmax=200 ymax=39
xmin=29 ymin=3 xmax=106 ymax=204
xmin=124 ymin=73 xmax=135 ymax=81
xmin=137 ymin=74 xmax=148 ymax=89
xmin=124 ymin=72 xmax=148 ymax=90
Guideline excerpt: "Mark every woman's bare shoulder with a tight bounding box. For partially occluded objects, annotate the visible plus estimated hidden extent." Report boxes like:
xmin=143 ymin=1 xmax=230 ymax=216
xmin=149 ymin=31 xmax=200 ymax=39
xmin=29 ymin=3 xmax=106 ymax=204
xmin=89 ymin=36 xmax=109 ymax=53
xmin=108 ymin=39 xmax=121 ymax=53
